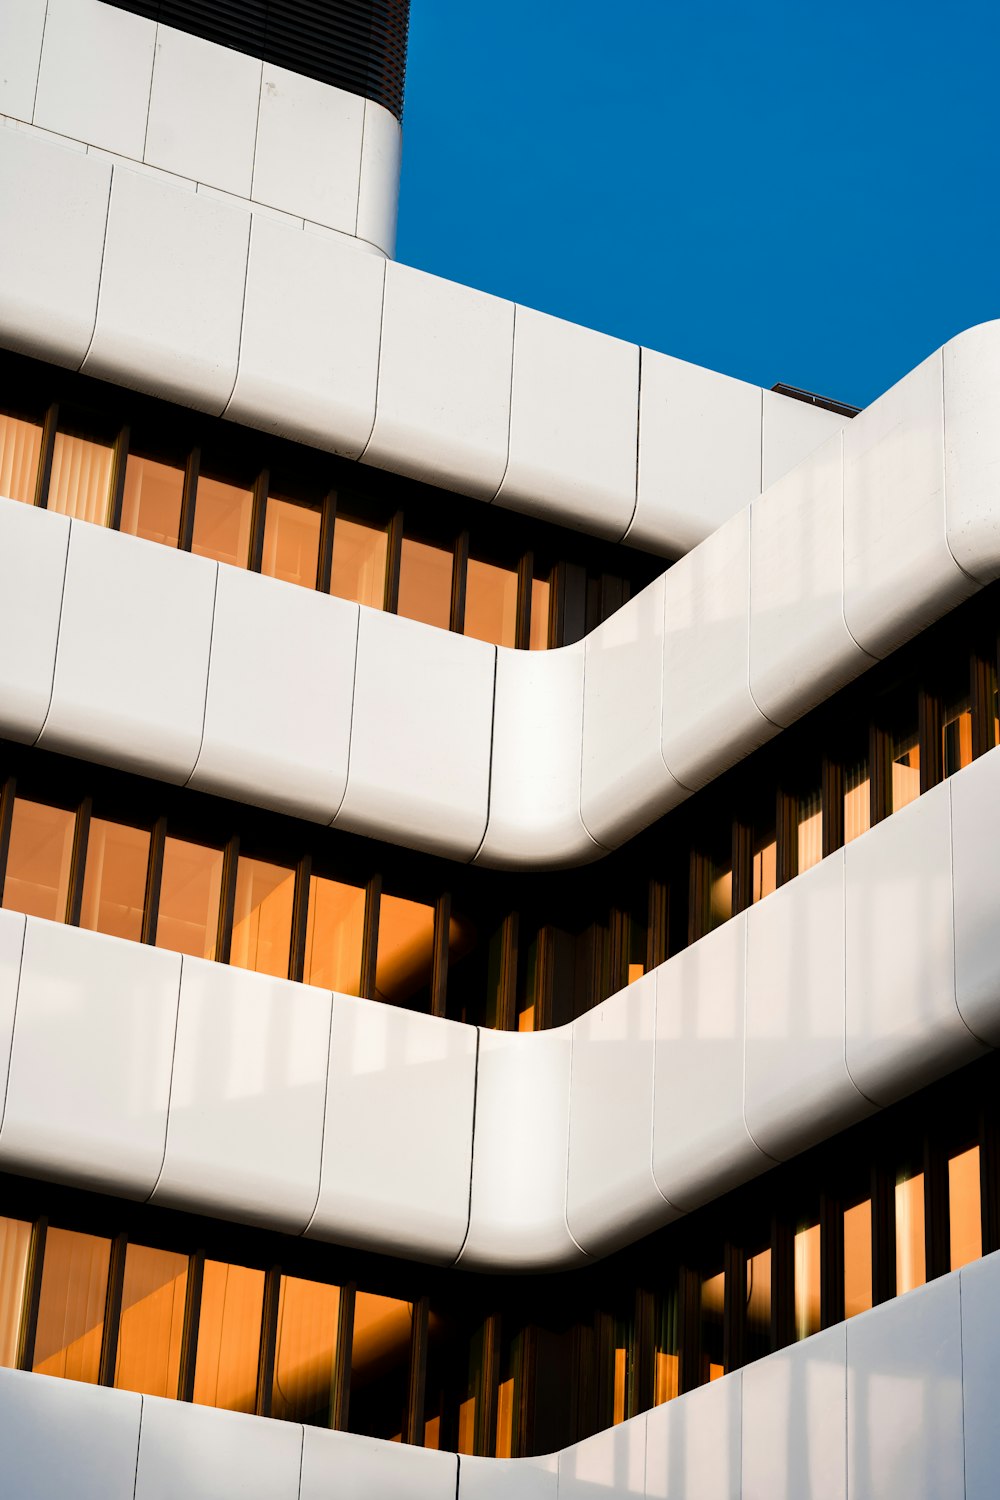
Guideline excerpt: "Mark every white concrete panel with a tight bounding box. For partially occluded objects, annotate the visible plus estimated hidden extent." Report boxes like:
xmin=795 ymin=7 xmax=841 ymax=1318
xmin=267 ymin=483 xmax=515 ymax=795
xmin=960 ymin=1249 xmax=1000 ymax=1500
xmin=846 ymin=1276 xmax=964 ymax=1500
xmin=750 ymin=431 xmax=873 ymax=727
xmin=943 ymin=319 xmax=1000 ymax=583
xmin=84 ymin=166 xmax=251 ymax=413
xmin=661 ymin=507 xmax=775 ymax=793
xmin=144 ymin=25 xmax=261 ymax=196
xmin=301 ymin=1425 xmax=458 ymax=1500
xmin=357 ymin=98 xmax=402 ymax=255
xmin=151 ymin=958 xmax=331 ymax=1233
xmin=745 ymin=852 xmax=873 ymax=1161
xmin=0 ymin=498 xmax=70 ymax=742
xmin=845 ymin=781 xmax=983 ymax=1108
xmin=0 ymin=126 xmax=111 ymax=366
xmin=477 ymin=643 xmax=600 ymax=869
xmin=34 ymin=0 xmax=154 ymax=157
xmin=39 ymin=522 xmax=217 ymax=783
xmin=567 ymin=975 xmax=674 ymax=1256
xmin=0 ymin=1367 xmax=141 ymax=1500
xmin=334 ymin=611 xmax=495 ymax=860
xmin=496 ymin=305 xmax=639 ymax=538
xmin=364 ymin=262 xmax=514 ymax=499
xmin=0 ymin=910 xmax=25 ymax=1129
xmin=134 ymin=1396 xmax=302 ymax=1500
xmin=844 ymin=351 xmax=976 ymax=660
xmin=952 ymin=747 xmax=1000 ymax=1045
xmin=742 ymin=1325 xmax=846 ymax=1500
xmin=558 ymin=1412 xmax=646 ymax=1500
xmin=189 ymin=567 xmax=358 ymax=823
xmin=629 ymin=349 xmax=762 ymax=556
xmin=761 ymin=388 xmax=848 ymax=490
xmin=459 ymin=1026 xmax=583 ymax=1271
xmin=226 ymin=214 xmax=384 ymax=456
xmin=457 ymin=1453 xmax=558 ymax=1500
xmin=644 ymin=1371 xmax=742 ymax=1500
xmin=253 ymin=64 xmax=364 ymax=232
xmin=653 ymin=914 xmax=771 ymax=1212
xmin=0 ymin=920 xmax=179 ymax=1196
xmin=0 ymin=0 xmax=46 ymax=121
xmin=581 ymin=575 xmax=684 ymax=848
xmin=308 ymin=994 xmax=476 ymax=1262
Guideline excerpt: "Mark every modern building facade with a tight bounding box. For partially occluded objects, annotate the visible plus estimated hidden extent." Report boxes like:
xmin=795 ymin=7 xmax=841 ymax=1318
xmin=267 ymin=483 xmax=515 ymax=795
xmin=1 ymin=2 xmax=1000 ymax=1496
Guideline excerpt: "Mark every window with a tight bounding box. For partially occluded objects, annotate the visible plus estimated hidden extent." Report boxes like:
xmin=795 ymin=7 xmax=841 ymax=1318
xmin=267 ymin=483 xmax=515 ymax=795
xmin=843 ymin=1198 xmax=873 ymax=1318
xmin=329 ymin=514 xmax=388 ymax=610
xmin=374 ymin=893 xmax=436 ymax=1010
xmin=272 ymin=1276 xmax=340 ymax=1425
xmin=193 ymin=1260 xmax=265 ymax=1413
xmin=114 ymin=1244 xmax=188 ymax=1398
xmin=464 ymin=557 xmax=517 ymax=647
xmin=230 ymin=855 xmax=295 ymax=979
xmin=745 ymin=1247 xmax=771 ymax=1362
xmin=303 ymin=875 xmax=365 ymax=995
xmin=0 ymin=411 xmax=42 ymax=505
xmin=154 ymin=837 xmax=224 ymax=960
xmin=397 ymin=536 xmax=453 ymax=630
xmin=895 ymin=1172 xmax=925 ymax=1294
xmin=261 ymin=496 xmax=322 ymax=590
xmin=349 ymin=1292 xmax=412 ymax=1441
xmin=843 ymin=757 xmax=870 ymax=844
xmin=700 ymin=1270 xmax=725 ymax=1382
xmin=119 ymin=453 xmax=184 ymax=548
xmin=752 ymin=825 xmax=776 ymax=903
xmin=942 ymin=692 xmax=974 ymax=779
xmin=47 ymin=426 xmax=114 ymax=525
xmin=653 ymin=1284 xmax=679 ymax=1405
xmin=2 ymin=798 xmax=75 ymax=923
xmin=190 ymin=475 xmax=253 ymax=569
xmin=79 ymin=817 xmax=150 ymax=943
xmin=948 ymin=1146 xmax=982 ymax=1271
xmin=797 ymin=786 xmax=823 ymax=873
xmin=33 ymin=1227 xmax=110 ymax=1384
xmin=794 ymin=1222 xmax=821 ymax=1340
xmin=889 ymin=727 xmax=920 ymax=813
xmin=0 ymin=1216 xmax=31 ymax=1368
xmin=529 ymin=572 xmax=551 ymax=650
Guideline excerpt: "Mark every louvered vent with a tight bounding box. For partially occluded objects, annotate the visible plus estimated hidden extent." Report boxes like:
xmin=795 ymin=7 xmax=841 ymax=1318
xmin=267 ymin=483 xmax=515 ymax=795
xmin=106 ymin=0 xmax=410 ymax=119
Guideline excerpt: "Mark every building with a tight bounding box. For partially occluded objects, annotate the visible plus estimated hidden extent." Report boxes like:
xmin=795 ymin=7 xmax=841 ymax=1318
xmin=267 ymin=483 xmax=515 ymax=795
xmin=1 ymin=1 xmax=999 ymax=1496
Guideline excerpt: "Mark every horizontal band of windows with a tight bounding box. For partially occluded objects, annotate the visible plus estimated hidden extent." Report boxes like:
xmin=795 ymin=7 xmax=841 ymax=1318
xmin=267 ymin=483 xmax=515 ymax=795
xmin=0 ymin=1053 xmax=995 ymax=1455
xmin=0 ymin=352 xmax=658 ymax=654
xmin=103 ymin=0 xmax=411 ymax=119
xmin=0 ymin=569 xmax=997 ymax=1028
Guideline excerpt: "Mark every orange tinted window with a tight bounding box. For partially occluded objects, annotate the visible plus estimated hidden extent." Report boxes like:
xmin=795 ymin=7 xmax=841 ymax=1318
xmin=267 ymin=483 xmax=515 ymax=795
xmin=374 ymin=893 xmax=435 ymax=1008
xmin=895 ymin=1173 xmax=926 ymax=1294
xmin=193 ymin=1260 xmax=264 ymax=1413
xmin=79 ymin=817 xmax=150 ymax=943
xmin=330 ymin=516 xmax=387 ymax=610
xmin=262 ymin=497 xmax=321 ymax=590
xmin=464 ymin=558 xmax=517 ymax=647
xmin=949 ymin=1147 xmax=982 ymax=1271
xmin=230 ymin=856 xmax=295 ymax=978
xmin=47 ymin=431 xmax=114 ymax=525
xmin=115 ymin=1243 xmax=188 ymax=1398
xmin=844 ymin=1199 xmax=873 ymax=1318
xmin=272 ymin=1276 xmax=340 ymax=1424
xmin=0 ymin=1216 xmax=32 ymax=1368
xmin=303 ymin=875 xmax=365 ymax=995
xmin=843 ymin=760 xmax=870 ymax=844
xmin=397 ymin=537 xmax=452 ymax=630
xmin=794 ymin=1223 xmax=821 ymax=1339
xmin=120 ymin=455 xmax=184 ymax=548
xmin=155 ymin=837 xmax=224 ymax=961
xmin=2 ymin=798 xmax=75 ymax=923
xmin=33 ymin=1227 xmax=110 ymax=1384
xmin=797 ymin=788 xmax=823 ymax=873
xmin=890 ymin=733 xmax=920 ymax=813
xmin=529 ymin=574 xmax=550 ymax=650
xmin=350 ymin=1291 xmax=412 ymax=1439
xmin=0 ymin=412 xmax=42 ymax=505
xmin=191 ymin=476 xmax=253 ymax=569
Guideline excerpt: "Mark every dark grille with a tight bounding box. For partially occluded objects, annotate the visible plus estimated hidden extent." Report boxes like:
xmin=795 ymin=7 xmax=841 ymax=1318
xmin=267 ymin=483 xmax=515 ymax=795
xmin=107 ymin=0 xmax=409 ymax=119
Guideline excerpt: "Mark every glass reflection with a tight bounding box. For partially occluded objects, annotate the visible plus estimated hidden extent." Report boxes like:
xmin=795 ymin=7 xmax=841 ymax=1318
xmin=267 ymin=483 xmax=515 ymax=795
xmin=949 ymin=1146 xmax=982 ymax=1271
xmin=374 ymin=893 xmax=435 ymax=1009
xmin=843 ymin=759 xmax=870 ymax=844
xmin=529 ymin=574 xmax=550 ymax=650
xmin=230 ymin=856 xmax=295 ymax=979
xmin=2 ymin=798 xmax=75 ymax=922
xmin=155 ymin=837 xmax=224 ymax=960
xmin=303 ymin=875 xmax=365 ymax=995
xmin=0 ymin=412 xmax=42 ymax=505
xmin=79 ymin=817 xmax=150 ymax=943
xmin=349 ymin=1291 xmax=412 ymax=1441
xmin=272 ymin=1275 xmax=340 ymax=1424
xmin=262 ymin=497 xmax=321 ymax=590
xmin=329 ymin=515 xmax=387 ymax=610
xmin=794 ymin=1222 xmax=821 ymax=1340
xmin=33 ymin=1227 xmax=110 ymax=1383
xmin=191 ymin=475 xmax=253 ymax=569
xmin=464 ymin=558 xmax=517 ymax=647
xmin=114 ymin=1243 xmax=187 ymax=1398
xmin=120 ymin=454 xmax=183 ymax=548
xmin=397 ymin=536 xmax=453 ymax=630
xmin=0 ymin=1216 xmax=31 ymax=1368
xmin=843 ymin=1199 xmax=872 ymax=1319
xmin=895 ymin=1173 xmax=926 ymax=1294
xmin=193 ymin=1260 xmax=264 ymax=1412
xmin=47 ymin=430 xmax=114 ymax=525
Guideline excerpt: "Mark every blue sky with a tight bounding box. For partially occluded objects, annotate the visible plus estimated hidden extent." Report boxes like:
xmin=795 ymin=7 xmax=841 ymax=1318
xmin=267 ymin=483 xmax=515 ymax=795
xmin=396 ymin=1 xmax=1000 ymax=409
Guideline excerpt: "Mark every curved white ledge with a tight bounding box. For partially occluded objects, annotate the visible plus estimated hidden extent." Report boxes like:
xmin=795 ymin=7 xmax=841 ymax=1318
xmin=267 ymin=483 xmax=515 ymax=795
xmin=2 ymin=1247 xmax=998 ymax=1497
xmin=0 ymin=743 xmax=997 ymax=1271
xmin=0 ymin=120 xmax=843 ymax=556
xmin=0 ymin=321 xmax=998 ymax=869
